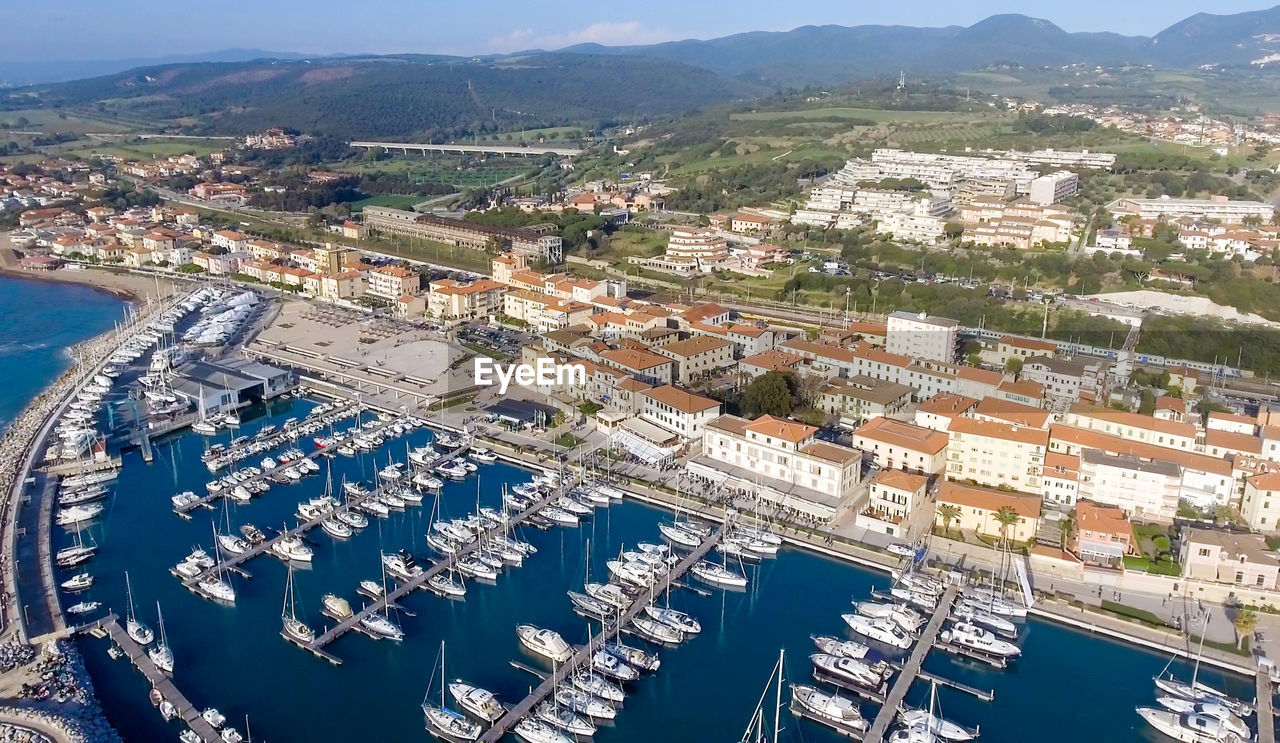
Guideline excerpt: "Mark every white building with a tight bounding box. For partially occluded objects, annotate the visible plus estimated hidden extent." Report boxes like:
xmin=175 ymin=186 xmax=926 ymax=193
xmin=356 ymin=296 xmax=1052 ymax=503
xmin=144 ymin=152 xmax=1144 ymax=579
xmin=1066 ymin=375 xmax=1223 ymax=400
xmin=1028 ymin=171 xmax=1079 ymax=206
xmin=886 ymin=311 xmax=959 ymax=363
xmin=637 ymin=385 xmax=721 ymax=441
xmin=1109 ymin=196 xmax=1274 ymax=224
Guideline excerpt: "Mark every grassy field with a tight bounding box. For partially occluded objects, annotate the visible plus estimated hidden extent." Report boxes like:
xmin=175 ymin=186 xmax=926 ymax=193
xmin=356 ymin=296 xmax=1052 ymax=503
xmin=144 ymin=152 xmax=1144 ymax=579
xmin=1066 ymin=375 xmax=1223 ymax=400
xmin=731 ymin=107 xmax=970 ymax=123
xmin=671 ymin=144 xmax=847 ymax=175
xmin=0 ymin=108 xmax=135 ymax=134
xmin=61 ymin=138 xmax=226 ymax=160
xmin=348 ymin=194 xmax=428 ymax=212
xmin=330 ymin=156 xmax=533 ymax=187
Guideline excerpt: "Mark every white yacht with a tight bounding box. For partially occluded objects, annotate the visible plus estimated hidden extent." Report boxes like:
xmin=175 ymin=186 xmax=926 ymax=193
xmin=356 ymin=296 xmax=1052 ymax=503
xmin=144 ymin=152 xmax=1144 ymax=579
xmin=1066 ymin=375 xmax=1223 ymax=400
xmin=56 ymin=503 xmax=104 ymax=526
xmin=607 ymin=560 xmax=656 ymax=589
xmin=631 ymin=616 xmax=684 ymax=644
xmin=360 ymin=613 xmax=405 ymax=641
xmin=811 ymin=653 xmax=888 ymax=690
xmin=470 ymin=447 xmax=498 ymax=463
xmin=428 ymin=572 xmax=467 ymax=598
xmin=449 ymin=681 xmax=506 ymax=722
xmin=939 ymin=622 xmax=1021 ymax=658
xmin=644 ymin=605 xmax=701 ymax=634
xmin=124 ymin=573 xmax=154 ymax=646
xmin=584 ymin=582 xmax=630 ymax=610
xmin=148 ymin=603 xmax=174 ymax=674
xmin=855 ymin=601 xmax=925 ymax=634
xmin=197 ymin=574 xmax=237 ymax=603
xmin=216 ymin=534 xmax=249 ymax=556
xmin=321 ymin=518 xmax=352 ymax=539
xmin=61 ymin=573 xmax=93 ymax=592
xmin=1155 ymin=697 xmax=1250 ymax=740
xmin=535 ymin=700 xmax=596 ymax=737
xmin=591 ymin=649 xmax=639 ymax=682
xmin=841 ymin=613 xmax=913 ymax=650
xmin=790 ymin=684 xmax=869 ymax=734
xmin=202 ymin=708 xmax=227 ymax=727
xmin=1154 ymin=676 xmax=1254 ymax=718
xmin=513 ymin=717 xmax=572 ymax=743
xmin=555 ymin=687 xmax=616 ymax=720
xmin=812 ymin=635 xmax=886 ymax=664
xmin=658 ymin=522 xmax=702 ymax=548
xmin=171 ymin=491 xmax=201 ymax=510
xmin=336 ymin=509 xmax=369 ymax=529
xmin=897 ymin=708 xmax=976 ymax=741
xmin=691 ymin=560 xmax=748 ymax=588
xmin=516 ymin=625 xmax=572 ymax=663
xmin=1136 ymin=707 xmax=1248 ymax=743
xmin=570 ymin=671 xmax=625 ymax=704
xmin=281 ymin=566 xmax=314 ymax=645
xmin=271 ymin=535 xmax=314 ymax=562
xmin=952 ymin=602 xmax=1017 ymax=636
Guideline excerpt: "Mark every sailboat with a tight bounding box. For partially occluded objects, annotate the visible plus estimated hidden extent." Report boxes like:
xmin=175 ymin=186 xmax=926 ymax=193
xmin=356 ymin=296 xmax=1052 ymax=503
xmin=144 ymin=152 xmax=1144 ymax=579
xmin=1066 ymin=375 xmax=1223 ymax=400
xmin=422 ymin=641 xmax=482 ymax=741
xmin=148 ymin=602 xmax=174 ymax=674
xmin=281 ymin=565 xmax=314 ymax=645
xmin=124 ymin=572 xmax=154 ymax=646
xmin=1152 ymin=610 xmax=1254 ymax=718
xmin=897 ymin=682 xmax=977 ymax=741
xmin=192 ymin=388 xmax=218 ymax=435
xmin=197 ymin=524 xmax=237 ymax=604
xmin=739 ymin=648 xmax=785 ymax=743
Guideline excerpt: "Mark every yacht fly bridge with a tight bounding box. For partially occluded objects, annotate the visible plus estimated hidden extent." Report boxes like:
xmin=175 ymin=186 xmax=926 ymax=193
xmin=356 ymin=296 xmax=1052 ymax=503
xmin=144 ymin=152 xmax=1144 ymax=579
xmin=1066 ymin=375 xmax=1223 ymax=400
xmin=476 ymin=526 xmax=724 ymax=743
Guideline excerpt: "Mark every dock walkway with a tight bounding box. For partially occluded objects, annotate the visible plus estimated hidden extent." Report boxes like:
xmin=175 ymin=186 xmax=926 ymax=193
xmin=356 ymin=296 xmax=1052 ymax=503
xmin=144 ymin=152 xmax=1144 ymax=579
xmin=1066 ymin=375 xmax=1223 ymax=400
xmin=864 ymin=584 xmax=960 ymax=743
xmin=95 ymin=613 xmax=221 ymax=742
xmin=477 ymin=526 xmax=723 ymax=743
xmin=307 ymin=483 xmax=561 ymax=654
xmin=1258 ymin=670 xmax=1275 ymax=743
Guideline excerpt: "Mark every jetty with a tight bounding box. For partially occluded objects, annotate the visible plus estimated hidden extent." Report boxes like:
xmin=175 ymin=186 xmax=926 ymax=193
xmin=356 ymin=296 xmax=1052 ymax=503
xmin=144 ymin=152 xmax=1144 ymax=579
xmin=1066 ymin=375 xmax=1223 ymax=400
xmin=864 ymin=583 xmax=961 ymax=743
xmin=304 ymin=483 xmax=563 ymax=658
xmin=476 ymin=526 xmax=723 ymax=743
xmin=92 ymin=614 xmax=221 ymax=742
xmin=1258 ymin=669 xmax=1275 ymax=743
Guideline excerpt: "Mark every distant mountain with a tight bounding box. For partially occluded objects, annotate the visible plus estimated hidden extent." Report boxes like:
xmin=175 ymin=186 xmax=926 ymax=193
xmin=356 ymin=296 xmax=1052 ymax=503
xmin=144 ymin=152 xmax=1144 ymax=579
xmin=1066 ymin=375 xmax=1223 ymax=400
xmin=1147 ymin=5 xmax=1280 ymax=66
xmin=0 ymin=49 xmax=312 ymax=87
xmin=2 ymin=53 xmax=755 ymax=139
xmin=559 ymin=7 xmax=1280 ymax=85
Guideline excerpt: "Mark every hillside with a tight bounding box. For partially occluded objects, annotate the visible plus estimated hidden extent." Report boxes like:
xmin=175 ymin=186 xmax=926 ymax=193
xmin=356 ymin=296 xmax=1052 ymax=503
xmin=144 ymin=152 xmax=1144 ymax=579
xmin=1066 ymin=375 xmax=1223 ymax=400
xmin=563 ymin=8 xmax=1280 ymax=86
xmin=1 ymin=53 xmax=756 ymax=139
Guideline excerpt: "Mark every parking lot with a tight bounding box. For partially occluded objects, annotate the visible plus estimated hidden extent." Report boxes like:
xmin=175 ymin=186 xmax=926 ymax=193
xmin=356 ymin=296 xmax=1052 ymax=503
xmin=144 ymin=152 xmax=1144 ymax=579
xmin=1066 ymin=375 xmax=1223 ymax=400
xmin=457 ymin=323 xmax=533 ymax=358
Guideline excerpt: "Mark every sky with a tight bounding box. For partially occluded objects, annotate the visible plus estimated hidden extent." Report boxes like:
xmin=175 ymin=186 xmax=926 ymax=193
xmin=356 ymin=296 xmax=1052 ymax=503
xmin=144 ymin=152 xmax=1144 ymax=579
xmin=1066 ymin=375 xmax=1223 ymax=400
xmin=3 ymin=0 xmax=1276 ymax=61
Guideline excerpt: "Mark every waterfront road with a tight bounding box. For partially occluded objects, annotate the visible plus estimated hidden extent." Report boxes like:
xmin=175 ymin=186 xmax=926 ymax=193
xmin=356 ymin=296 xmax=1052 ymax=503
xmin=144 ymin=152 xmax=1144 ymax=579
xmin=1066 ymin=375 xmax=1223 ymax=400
xmin=12 ymin=473 xmax=57 ymax=639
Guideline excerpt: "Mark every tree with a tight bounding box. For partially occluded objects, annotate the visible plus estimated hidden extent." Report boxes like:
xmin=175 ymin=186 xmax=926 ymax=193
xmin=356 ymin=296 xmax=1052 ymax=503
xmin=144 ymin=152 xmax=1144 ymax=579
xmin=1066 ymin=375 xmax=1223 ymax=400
xmin=741 ymin=371 xmax=796 ymax=418
xmin=936 ymin=504 xmax=961 ymax=536
xmin=1004 ymin=357 xmax=1023 ymax=376
xmin=994 ymin=506 xmax=1021 ymax=548
xmin=1059 ymin=510 xmax=1077 ymax=553
xmin=1234 ymin=607 xmax=1258 ymax=649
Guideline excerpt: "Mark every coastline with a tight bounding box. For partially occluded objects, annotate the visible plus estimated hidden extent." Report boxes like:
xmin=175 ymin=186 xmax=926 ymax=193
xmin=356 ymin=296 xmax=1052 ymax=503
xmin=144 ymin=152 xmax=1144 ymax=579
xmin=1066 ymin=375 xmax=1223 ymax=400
xmin=0 ymin=252 xmax=186 ymax=307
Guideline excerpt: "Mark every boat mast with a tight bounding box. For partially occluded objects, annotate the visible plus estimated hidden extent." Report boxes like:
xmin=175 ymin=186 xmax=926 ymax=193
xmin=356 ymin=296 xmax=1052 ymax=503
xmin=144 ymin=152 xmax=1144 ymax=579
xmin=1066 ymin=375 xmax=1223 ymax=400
xmin=773 ymin=647 xmax=784 ymax=743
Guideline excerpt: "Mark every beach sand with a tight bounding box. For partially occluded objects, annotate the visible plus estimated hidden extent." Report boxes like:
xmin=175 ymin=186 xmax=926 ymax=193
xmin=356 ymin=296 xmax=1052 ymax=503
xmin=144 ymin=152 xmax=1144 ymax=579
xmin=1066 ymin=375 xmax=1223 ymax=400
xmin=0 ymin=249 xmax=185 ymax=305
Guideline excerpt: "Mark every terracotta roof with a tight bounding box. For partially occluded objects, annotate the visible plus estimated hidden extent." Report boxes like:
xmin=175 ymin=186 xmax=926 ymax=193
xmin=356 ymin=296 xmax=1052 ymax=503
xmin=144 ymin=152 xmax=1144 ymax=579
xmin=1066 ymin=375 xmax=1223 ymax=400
xmin=640 ymin=385 xmax=720 ymax=414
xmin=1247 ymin=472 xmax=1280 ymax=492
xmin=658 ymin=336 xmax=733 ymax=358
xmin=949 ymin=417 xmax=1049 ymax=447
xmin=872 ymin=470 xmax=929 ymax=493
xmin=937 ymin=482 xmax=1041 ymax=520
xmin=917 ymin=393 xmax=979 ymax=418
xmin=739 ymin=350 xmax=802 ymax=373
xmin=1000 ymin=336 xmax=1057 ymax=353
xmin=1155 ymin=397 xmax=1187 ymax=413
xmin=854 ymin=418 xmax=949 ymax=455
xmin=1049 ymin=424 xmax=1232 ymax=476
xmin=1044 ymin=452 xmax=1080 ymax=477
xmin=600 ymin=348 xmax=672 ymax=372
xmin=1075 ymin=499 xmax=1131 ymax=536
xmin=974 ymin=397 xmax=1052 ymax=429
xmin=998 ymin=380 xmax=1045 ymax=399
xmin=800 ymin=440 xmax=861 ymax=465
xmin=956 ymin=366 xmax=1005 ymax=387
xmin=1068 ymin=404 xmax=1197 ymax=439
xmin=1205 ymin=429 xmax=1263 ymax=455
xmin=1209 ymin=410 xmax=1257 ymax=426
xmin=744 ymin=414 xmax=816 ymax=444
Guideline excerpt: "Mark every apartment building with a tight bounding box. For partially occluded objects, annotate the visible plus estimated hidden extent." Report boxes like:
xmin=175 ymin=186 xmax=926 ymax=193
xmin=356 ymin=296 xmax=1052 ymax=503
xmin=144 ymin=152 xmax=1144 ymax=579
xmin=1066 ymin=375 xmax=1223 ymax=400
xmin=363 ymin=207 xmax=561 ymax=257
xmin=1072 ymin=500 xmax=1135 ymax=567
xmin=693 ymin=414 xmax=862 ymax=519
xmin=690 ymin=322 xmax=776 ymax=358
xmin=914 ymin=393 xmax=978 ymax=432
xmin=1021 ymin=355 xmax=1110 ymax=403
xmin=1109 ymin=196 xmax=1275 ymax=225
xmin=819 ymin=376 xmax=913 ymax=425
xmin=638 ymin=385 xmax=721 ymax=441
xmin=853 ymin=417 xmax=949 ymax=475
xmin=936 ymin=482 xmax=1041 ymax=544
xmin=886 ymin=311 xmax=959 ymax=363
xmin=1041 ymin=452 xmax=1080 ymax=507
xmin=945 ymin=418 xmax=1048 ymax=494
xmin=1241 ymin=472 xmax=1280 ymax=533
xmin=1028 ymin=171 xmax=1079 ymax=205
xmin=503 ymin=290 xmax=594 ymax=333
xmin=427 ymin=278 xmax=507 ymax=323
xmin=1076 ymin=449 xmax=1181 ymax=521
xmin=1064 ymin=405 xmax=1198 ymax=452
xmin=663 ymin=227 xmax=729 ymax=271
xmin=599 ymin=348 xmax=675 ymax=386
xmin=365 ymin=265 xmax=421 ymax=301
xmin=654 ymin=336 xmax=735 ymax=384
xmin=859 ymin=470 xmax=930 ymax=538
xmin=1181 ymin=528 xmax=1280 ymax=591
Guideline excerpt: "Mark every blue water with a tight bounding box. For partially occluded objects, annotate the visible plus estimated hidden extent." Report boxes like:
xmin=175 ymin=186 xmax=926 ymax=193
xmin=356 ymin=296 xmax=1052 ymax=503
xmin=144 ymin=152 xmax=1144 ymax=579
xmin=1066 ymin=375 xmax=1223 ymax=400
xmin=0 ymin=275 xmax=131 ymax=432
xmin=0 ymin=275 xmax=1266 ymax=743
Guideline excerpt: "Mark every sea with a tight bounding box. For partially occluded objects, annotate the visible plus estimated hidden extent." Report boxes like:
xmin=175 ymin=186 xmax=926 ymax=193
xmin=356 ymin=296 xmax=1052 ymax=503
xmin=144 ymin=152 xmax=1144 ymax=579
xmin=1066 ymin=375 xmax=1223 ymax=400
xmin=1 ymin=274 xmax=1270 ymax=743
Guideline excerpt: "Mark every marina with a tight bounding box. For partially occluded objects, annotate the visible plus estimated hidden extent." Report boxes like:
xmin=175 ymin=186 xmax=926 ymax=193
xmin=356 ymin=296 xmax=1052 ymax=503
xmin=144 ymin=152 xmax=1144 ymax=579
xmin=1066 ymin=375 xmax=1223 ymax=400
xmin=0 ymin=279 xmax=1269 ymax=743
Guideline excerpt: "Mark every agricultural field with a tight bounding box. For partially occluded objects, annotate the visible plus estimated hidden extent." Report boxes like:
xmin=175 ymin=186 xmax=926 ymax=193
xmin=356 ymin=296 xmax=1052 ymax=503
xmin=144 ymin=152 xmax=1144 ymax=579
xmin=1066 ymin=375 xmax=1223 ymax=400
xmin=730 ymin=107 xmax=970 ymax=123
xmin=61 ymin=137 xmax=227 ymax=160
xmin=329 ymin=155 xmax=534 ymax=187
xmin=0 ymin=107 xmax=135 ymax=135
xmin=348 ymin=193 xmax=429 ymax=212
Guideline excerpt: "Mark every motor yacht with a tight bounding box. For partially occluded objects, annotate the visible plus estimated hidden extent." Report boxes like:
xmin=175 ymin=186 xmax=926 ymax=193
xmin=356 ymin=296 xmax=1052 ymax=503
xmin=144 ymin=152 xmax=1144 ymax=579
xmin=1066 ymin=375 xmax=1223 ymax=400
xmin=449 ymin=681 xmax=506 ymax=723
xmin=939 ymin=621 xmax=1021 ymax=658
xmin=322 ymin=518 xmax=353 ymax=539
xmin=1136 ymin=707 xmax=1248 ymax=743
xmin=271 ymin=535 xmax=314 ymax=562
xmin=217 ymin=534 xmax=249 ymax=555
xmin=56 ymin=503 xmax=103 ymax=526
xmin=516 ymin=625 xmax=572 ymax=663
xmin=811 ymin=635 xmax=887 ymax=664
xmin=790 ymin=684 xmax=869 ymax=734
xmin=67 ymin=601 xmax=101 ymax=616
xmin=591 ymin=649 xmax=639 ymax=681
xmin=604 ymin=641 xmax=660 ymax=672
xmin=61 ymin=573 xmax=93 ymax=592
xmin=811 ymin=653 xmax=889 ymax=690
xmin=584 ymin=582 xmax=631 ymax=610
xmin=841 ymin=613 xmax=913 ymax=650
xmin=1155 ymin=697 xmax=1250 ymax=739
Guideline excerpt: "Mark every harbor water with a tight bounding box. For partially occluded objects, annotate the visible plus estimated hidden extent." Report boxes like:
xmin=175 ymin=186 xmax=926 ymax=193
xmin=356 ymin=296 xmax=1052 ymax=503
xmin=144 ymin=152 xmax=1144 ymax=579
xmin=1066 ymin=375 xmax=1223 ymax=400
xmin=0 ymin=275 xmax=1266 ymax=743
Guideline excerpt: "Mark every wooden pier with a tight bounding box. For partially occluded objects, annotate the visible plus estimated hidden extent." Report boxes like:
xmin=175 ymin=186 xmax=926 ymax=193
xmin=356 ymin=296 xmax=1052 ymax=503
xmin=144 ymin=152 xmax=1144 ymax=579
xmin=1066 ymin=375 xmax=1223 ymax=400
xmin=304 ymin=485 xmax=565 ymax=656
xmin=1257 ymin=669 xmax=1275 ymax=743
xmin=476 ymin=527 xmax=723 ymax=743
xmin=864 ymin=584 xmax=960 ymax=743
xmin=93 ymin=614 xmax=222 ymax=742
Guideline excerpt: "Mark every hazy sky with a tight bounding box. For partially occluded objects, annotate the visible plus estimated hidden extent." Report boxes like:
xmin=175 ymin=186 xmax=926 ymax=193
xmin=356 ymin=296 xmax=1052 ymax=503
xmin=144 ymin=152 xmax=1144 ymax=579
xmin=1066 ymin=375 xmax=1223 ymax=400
xmin=4 ymin=0 xmax=1274 ymax=61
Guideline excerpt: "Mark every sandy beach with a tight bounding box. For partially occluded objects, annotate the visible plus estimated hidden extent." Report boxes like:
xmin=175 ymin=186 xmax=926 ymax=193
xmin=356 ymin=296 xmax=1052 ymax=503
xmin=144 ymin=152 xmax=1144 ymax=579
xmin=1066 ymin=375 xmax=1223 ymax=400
xmin=0 ymin=248 xmax=185 ymax=306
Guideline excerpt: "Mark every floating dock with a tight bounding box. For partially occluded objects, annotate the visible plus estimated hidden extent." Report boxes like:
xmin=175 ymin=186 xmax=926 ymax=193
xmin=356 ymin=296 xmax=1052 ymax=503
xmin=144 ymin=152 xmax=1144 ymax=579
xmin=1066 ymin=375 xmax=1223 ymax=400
xmin=476 ymin=526 xmax=723 ymax=743
xmin=92 ymin=614 xmax=221 ymax=742
xmin=863 ymin=584 xmax=960 ymax=743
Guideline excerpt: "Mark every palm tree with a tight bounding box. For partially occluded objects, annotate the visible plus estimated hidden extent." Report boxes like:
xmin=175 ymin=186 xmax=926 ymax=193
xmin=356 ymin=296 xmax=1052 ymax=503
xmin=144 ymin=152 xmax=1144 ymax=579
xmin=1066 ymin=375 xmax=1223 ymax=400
xmin=1058 ymin=510 xmax=1078 ymax=554
xmin=994 ymin=506 xmax=1021 ymax=549
xmin=1234 ymin=607 xmax=1258 ymax=650
xmin=936 ymin=504 xmax=961 ymax=537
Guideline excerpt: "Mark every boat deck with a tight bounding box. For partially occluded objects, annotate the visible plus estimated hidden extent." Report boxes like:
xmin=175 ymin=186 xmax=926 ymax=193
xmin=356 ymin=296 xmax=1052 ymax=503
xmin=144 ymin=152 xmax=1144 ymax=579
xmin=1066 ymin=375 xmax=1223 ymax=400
xmin=93 ymin=613 xmax=221 ymax=743
xmin=476 ymin=526 xmax=723 ymax=743
xmin=864 ymin=584 xmax=960 ymax=743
